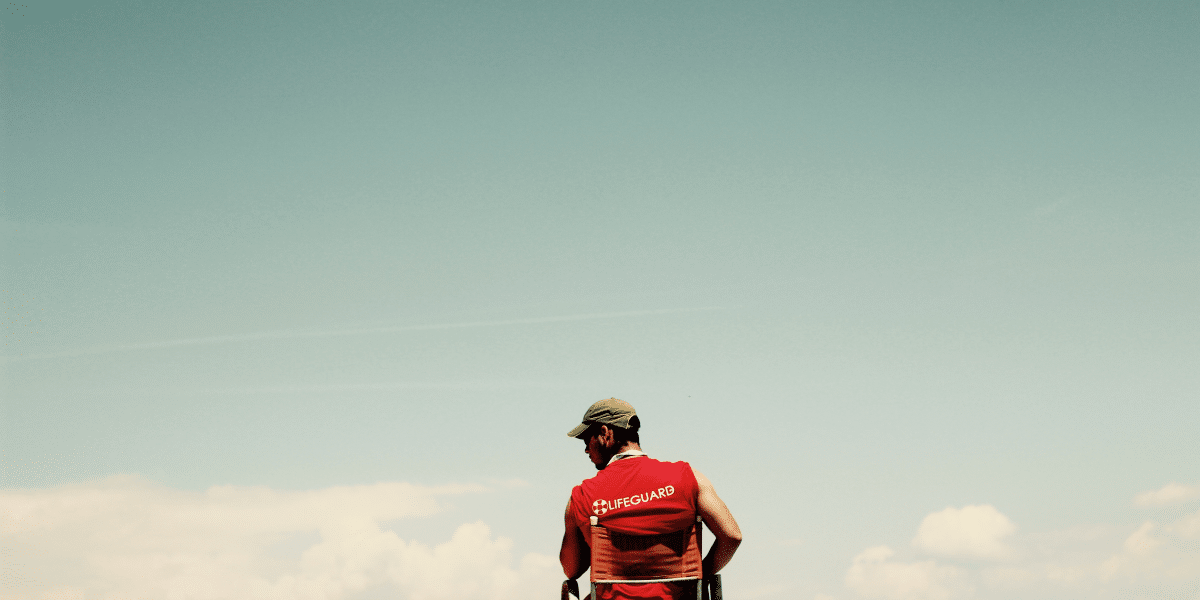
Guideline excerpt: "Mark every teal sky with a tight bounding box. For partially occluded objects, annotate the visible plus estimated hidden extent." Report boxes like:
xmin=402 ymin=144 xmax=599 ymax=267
xmin=2 ymin=2 xmax=1198 ymax=599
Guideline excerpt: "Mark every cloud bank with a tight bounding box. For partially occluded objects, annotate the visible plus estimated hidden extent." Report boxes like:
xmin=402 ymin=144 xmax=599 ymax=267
xmin=1133 ymin=482 xmax=1200 ymax=508
xmin=0 ymin=475 xmax=559 ymax=600
xmin=834 ymin=492 xmax=1200 ymax=600
xmin=911 ymin=505 xmax=1015 ymax=561
xmin=845 ymin=546 xmax=970 ymax=600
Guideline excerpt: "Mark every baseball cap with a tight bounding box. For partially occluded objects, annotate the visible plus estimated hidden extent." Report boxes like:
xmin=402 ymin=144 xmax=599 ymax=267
xmin=567 ymin=398 xmax=639 ymax=438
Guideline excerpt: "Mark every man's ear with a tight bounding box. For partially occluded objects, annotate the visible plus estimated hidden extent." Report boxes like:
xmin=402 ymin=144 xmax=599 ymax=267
xmin=599 ymin=425 xmax=614 ymax=445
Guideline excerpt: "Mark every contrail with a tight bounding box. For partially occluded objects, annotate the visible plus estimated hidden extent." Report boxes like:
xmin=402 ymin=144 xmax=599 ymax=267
xmin=51 ymin=380 xmax=584 ymax=399
xmin=4 ymin=306 xmax=724 ymax=361
xmin=160 ymin=380 xmax=578 ymax=397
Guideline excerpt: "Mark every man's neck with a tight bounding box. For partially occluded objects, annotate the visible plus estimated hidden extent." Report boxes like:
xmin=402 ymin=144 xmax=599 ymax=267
xmin=615 ymin=442 xmax=642 ymax=455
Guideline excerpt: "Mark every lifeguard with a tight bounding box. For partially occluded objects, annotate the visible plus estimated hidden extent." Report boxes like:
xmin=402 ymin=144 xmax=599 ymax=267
xmin=560 ymin=398 xmax=742 ymax=600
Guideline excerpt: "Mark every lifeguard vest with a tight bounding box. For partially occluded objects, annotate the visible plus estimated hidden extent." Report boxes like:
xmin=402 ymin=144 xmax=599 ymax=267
xmin=569 ymin=457 xmax=701 ymax=600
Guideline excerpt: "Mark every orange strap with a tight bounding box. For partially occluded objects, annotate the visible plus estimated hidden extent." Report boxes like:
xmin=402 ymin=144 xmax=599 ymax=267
xmin=589 ymin=521 xmax=703 ymax=583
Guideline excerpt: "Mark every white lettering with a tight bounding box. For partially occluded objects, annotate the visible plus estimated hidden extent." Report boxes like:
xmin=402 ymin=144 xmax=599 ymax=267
xmin=601 ymin=485 xmax=678 ymax=513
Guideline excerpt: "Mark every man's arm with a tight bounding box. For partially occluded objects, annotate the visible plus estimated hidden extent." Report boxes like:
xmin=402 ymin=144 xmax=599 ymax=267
xmin=693 ymin=467 xmax=742 ymax=578
xmin=559 ymin=500 xmax=590 ymax=579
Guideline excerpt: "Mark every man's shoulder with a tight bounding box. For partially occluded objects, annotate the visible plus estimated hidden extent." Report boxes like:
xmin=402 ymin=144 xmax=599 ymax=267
xmin=578 ymin=457 xmax=696 ymax=489
xmin=607 ymin=456 xmax=695 ymax=474
xmin=571 ymin=458 xmax=695 ymax=493
xmin=569 ymin=482 xmax=586 ymax=499
xmin=649 ymin=456 xmax=692 ymax=467
xmin=642 ymin=456 xmax=695 ymax=473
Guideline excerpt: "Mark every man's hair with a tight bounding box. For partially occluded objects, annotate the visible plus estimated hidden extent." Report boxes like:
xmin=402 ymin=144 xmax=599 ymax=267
xmin=586 ymin=416 xmax=640 ymax=445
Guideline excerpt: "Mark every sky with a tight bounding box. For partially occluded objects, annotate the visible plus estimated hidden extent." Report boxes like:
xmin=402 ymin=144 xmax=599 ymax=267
xmin=1 ymin=1 xmax=1198 ymax=599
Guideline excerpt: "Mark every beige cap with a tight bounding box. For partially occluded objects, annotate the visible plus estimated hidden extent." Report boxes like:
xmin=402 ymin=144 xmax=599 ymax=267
xmin=567 ymin=398 xmax=638 ymax=438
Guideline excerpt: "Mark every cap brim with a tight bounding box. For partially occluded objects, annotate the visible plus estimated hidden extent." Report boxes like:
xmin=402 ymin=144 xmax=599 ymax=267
xmin=567 ymin=422 xmax=590 ymax=438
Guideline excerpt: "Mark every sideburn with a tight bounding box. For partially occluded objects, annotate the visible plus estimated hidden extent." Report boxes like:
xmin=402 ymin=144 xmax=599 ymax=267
xmin=595 ymin=438 xmax=620 ymax=470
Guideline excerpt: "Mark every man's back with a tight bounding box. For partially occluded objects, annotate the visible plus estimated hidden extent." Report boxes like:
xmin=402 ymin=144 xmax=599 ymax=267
xmin=569 ymin=455 xmax=701 ymax=600
xmin=570 ymin=456 xmax=698 ymax=536
xmin=560 ymin=398 xmax=741 ymax=600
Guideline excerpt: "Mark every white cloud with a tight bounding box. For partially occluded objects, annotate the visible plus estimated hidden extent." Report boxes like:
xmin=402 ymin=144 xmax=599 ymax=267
xmin=1133 ymin=482 xmax=1200 ymax=508
xmin=841 ymin=502 xmax=1200 ymax=600
xmin=1098 ymin=517 xmax=1200 ymax=587
xmin=979 ymin=565 xmax=1035 ymax=589
xmin=1170 ymin=507 xmax=1200 ymax=539
xmin=1122 ymin=522 xmax=1161 ymax=555
xmin=844 ymin=546 xmax=970 ymax=600
xmin=911 ymin=505 xmax=1016 ymax=561
xmin=0 ymin=475 xmax=560 ymax=600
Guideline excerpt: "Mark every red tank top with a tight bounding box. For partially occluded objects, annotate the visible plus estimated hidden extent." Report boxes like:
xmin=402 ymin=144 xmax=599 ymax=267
xmin=569 ymin=457 xmax=700 ymax=600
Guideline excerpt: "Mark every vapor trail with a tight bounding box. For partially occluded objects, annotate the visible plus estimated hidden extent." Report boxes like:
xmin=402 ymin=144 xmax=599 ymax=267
xmin=4 ymin=306 xmax=724 ymax=361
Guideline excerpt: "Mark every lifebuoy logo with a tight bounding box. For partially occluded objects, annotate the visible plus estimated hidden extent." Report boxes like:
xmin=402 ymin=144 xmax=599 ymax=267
xmin=592 ymin=485 xmax=675 ymax=516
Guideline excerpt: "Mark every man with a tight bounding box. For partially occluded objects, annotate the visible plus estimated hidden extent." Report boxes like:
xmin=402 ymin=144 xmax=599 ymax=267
xmin=560 ymin=398 xmax=742 ymax=600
